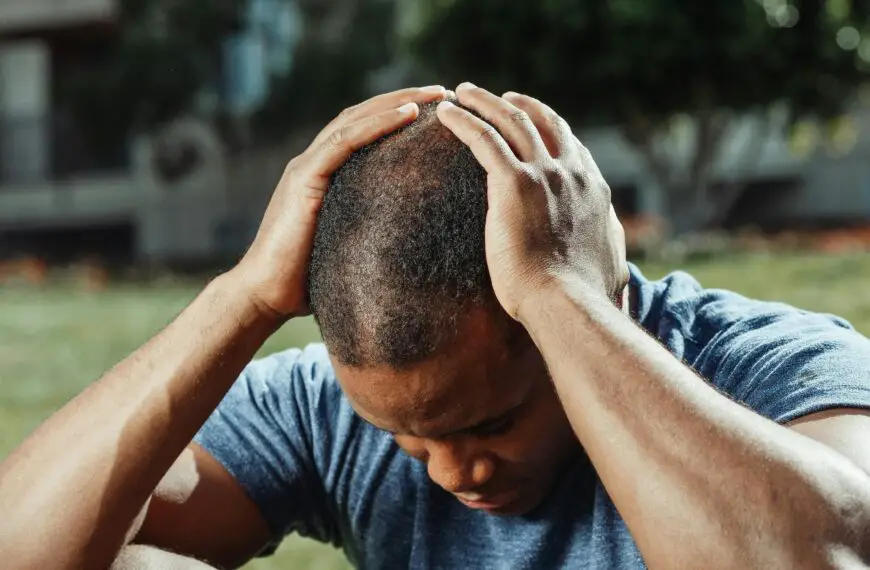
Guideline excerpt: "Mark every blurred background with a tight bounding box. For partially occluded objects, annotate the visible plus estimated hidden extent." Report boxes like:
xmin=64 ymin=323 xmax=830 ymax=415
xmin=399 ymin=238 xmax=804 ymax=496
xmin=3 ymin=0 xmax=870 ymax=568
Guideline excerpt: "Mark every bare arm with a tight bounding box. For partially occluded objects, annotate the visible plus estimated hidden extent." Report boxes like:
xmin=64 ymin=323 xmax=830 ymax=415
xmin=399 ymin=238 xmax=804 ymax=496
xmin=438 ymin=83 xmax=870 ymax=570
xmin=112 ymin=545 xmax=220 ymax=570
xmin=520 ymin=282 xmax=870 ymax=569
xmin=111 ymin=443 xmax=274 ymax=569
xmin=0 ymin=86 xmax=445 ymax=570
xmin=0 ymin=273 xmax=279 ymax=569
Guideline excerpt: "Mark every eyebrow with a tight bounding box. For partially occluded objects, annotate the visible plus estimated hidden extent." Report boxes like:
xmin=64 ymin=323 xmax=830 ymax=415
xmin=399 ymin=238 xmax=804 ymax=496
xmin=374 ymin=401 xmax=523 ymax=440
xmin=446 ymin=410 xmax=515 ymax=437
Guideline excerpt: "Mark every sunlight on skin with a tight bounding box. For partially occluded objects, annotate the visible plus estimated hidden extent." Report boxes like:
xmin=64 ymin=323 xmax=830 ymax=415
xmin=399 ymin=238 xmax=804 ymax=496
xmin=112 ymin=545 xmax=217 ymax=570
xmin=2 ymin=253 xmax=870 ymax=570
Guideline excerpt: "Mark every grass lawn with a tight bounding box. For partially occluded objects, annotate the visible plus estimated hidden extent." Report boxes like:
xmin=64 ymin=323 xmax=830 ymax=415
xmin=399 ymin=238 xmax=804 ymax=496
xmin=2 ymin=251 xmax=870 ymax=569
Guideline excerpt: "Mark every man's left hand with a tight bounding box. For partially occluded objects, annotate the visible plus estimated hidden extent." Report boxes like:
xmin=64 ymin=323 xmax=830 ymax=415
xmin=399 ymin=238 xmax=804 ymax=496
xmin=436 ymin=83 xmax=628 ymax=321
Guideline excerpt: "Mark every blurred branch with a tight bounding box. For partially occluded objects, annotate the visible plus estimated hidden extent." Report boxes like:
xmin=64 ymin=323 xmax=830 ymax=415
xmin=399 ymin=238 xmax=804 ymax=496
xmin=621 ymin=106 xmax=672 ymax=189
xmin=707 ymin=110 xmax=780 ymax=228
xmin=409 ymin=0 xmax=870 ymax=233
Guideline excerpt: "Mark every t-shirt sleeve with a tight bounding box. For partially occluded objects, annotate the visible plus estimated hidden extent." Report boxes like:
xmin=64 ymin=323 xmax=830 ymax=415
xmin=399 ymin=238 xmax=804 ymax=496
xmin=193 ymin=345 xmax=341 ymax=550
xmin=697 ymin=303 xmax=870 ymax=424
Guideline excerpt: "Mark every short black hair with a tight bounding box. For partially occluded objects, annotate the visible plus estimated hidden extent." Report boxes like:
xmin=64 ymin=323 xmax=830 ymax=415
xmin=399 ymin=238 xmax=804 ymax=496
xmin=308 ymin=101 xmax=496 ymax=367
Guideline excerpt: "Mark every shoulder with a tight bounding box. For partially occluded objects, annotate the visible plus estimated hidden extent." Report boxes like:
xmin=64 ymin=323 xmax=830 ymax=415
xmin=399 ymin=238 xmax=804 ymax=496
xmin=238 ymin=343 xmax=364 ymax=442
xmin=630 ymin=262 xmax=856 ymax=350
xmin=239 ymin=343 xmax=345 ymax=410
xmin=242 ymin=342 xmax=401 ymax=469
xmin=244 ymin=343 xmax=336 ymax=387
xmin=630 ymin=263 xmax=870 ymax=422
xmin=195 ymin=343 xmax=401 ymax=544
xmin=198 ymin=342 xmax=388 ymax=480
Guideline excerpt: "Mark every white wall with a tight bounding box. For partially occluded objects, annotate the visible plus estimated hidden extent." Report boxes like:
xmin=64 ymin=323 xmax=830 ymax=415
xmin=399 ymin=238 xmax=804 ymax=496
xmin=0 ymin=175 xmax=137 ymax=228
xmin=0 ymin=40 xmax=50 ymax=182
xmin=0 ymin=0 xmax=115 ymax=33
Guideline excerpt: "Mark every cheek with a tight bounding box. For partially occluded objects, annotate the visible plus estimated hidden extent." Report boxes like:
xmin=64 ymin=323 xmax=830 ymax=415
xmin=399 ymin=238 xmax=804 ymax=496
xmin=493 ymin=388 xmax=575 ymax=465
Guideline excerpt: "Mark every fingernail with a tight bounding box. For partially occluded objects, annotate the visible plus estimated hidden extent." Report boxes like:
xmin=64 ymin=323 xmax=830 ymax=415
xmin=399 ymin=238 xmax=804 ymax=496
xmin=503 ymin=91 xmax=520 ymax=98
xmin=457 ymin=82 xmax=476 ymax=91
xmin=398 ymin=102 xmax=417 ymax=114
xmin=438 ymin=100 xmax=455 ymax=110
xmin=422 ymin=85 xmax=445 ymax=93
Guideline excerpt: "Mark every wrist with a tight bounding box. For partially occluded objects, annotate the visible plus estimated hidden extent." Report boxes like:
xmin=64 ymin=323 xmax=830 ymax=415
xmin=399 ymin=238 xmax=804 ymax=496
xmin=213 ymin=269 xmax=289 ymax=332
xmin=515 ymin=278 xmax=565 ymax=327
xmin=515 ymin=273 xmax=611 ymax=327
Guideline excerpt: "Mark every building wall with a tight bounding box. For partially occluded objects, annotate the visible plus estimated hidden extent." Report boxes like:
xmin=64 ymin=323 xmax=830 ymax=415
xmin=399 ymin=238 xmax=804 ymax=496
xmin=579 ymin=109 xmax=870 ymax=227
xmin=0 ymin=0 xmax=115 ymax=34
xmin=0 ymin=41 xmax=50 ymax=183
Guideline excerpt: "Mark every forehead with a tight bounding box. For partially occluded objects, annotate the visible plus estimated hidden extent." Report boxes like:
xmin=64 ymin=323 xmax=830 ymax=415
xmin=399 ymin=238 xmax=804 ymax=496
xmin=333 ymin=312 xmax=539 ymax=437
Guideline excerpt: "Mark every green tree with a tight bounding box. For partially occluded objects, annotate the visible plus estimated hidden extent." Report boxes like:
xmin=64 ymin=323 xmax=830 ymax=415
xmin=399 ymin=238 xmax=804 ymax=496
xmin=253 ymin=0 xmax=399 ymax=141
xmin=61 ymin=0 xmax=243 ymax=152
xmin=407 ymin=0 xmax=870 ymax=233
xmin=64 ymin=0 xmax=400 ymax=155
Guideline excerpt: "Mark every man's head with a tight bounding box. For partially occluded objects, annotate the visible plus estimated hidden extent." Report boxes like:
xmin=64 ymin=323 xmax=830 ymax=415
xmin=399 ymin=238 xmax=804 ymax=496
xmin=308 ymin=101 xmax=579 ymax=515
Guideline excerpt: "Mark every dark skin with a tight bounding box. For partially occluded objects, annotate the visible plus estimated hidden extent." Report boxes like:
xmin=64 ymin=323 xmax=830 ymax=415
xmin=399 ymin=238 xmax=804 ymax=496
xmin=1 ymin=82 xmax=870 ymax=570
xmin=438 ymin=83 xmax=870 ymax=569
xmin=0 ymin=86 xmax=451 ymax=570
xmin=336 ymin=307 xmax=578 ymax=515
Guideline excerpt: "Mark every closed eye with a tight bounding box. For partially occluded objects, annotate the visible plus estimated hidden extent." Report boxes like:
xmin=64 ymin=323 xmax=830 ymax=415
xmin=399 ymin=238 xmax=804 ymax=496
xmin=470 ymin=416 xmax=515 ymax=438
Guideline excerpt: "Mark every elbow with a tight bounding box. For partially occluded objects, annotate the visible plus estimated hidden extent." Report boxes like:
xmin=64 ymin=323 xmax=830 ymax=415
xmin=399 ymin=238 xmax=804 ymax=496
xmin=823 ymin=499 xmax=870 ymax=569
xmin=787 ymin=521 xmax=870 ymax=570
xmin=778 ymin=471 xmax=870 ymax=570
xmin=764 ymin=542 xmax=865 ymax=570
xmin=809 ymin=543 xmax=870 ymax=570
xmin=740 ymin=507 xmax=870 ymax=570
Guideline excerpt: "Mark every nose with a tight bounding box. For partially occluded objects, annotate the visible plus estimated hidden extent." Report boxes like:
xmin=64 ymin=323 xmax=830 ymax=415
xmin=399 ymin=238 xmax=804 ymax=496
xmin=425 ymin=440 xmax=495 ymax=494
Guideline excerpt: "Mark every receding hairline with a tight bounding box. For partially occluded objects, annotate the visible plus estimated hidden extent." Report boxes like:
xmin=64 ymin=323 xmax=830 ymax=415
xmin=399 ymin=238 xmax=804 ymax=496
xmin=308 ymin=98 xmax=492 ymax=367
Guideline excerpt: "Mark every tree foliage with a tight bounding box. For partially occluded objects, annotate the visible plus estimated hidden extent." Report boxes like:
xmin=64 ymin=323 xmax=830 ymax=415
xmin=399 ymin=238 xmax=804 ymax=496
xmin=63 ymin=0 xmax=398 ymax=151
xmin=252 ymin=0 xmax=398 ymax=140
xmin=408 ymin=0 xmax=870 ymax=231
xmin=62 ymin=0 xmax=243 ymax=150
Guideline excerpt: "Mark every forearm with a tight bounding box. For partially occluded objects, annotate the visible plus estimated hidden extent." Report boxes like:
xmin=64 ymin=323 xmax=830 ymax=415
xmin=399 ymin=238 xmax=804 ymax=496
xmin=520 ymin=281 xmax=870 ymax=569
xmin=112 ymin=545 xmax=218 ymax=570
xmin=0 ymin=270 xmax=280 ymax=569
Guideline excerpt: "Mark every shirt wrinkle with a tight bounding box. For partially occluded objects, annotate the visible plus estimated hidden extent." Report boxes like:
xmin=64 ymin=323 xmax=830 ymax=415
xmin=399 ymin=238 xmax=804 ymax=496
xmin=194 ymin=264 xmax=870 ymax=569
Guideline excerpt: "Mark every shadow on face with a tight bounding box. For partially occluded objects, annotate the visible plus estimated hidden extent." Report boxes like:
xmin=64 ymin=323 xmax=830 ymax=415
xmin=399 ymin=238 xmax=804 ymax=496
xmin=332 ymin=307 xmax=579 ymax=516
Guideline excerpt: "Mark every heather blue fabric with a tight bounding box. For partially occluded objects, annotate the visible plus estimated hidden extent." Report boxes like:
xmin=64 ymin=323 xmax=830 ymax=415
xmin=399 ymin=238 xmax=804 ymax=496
xmin=194 ymin=263 xmax=870 ymax=569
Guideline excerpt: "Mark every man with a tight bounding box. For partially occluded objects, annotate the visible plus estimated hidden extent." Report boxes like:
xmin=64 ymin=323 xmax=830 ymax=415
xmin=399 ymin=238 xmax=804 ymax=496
xmin=2 ymin=84 xmax=870 ymax=570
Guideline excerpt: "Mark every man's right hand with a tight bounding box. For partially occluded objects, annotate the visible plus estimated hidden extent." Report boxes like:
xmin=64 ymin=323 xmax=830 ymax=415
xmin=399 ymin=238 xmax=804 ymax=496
xmin=0 ymin=87 xmax=445 ymax=570
xmin=235 ymin=86 xmax=447 ymax=320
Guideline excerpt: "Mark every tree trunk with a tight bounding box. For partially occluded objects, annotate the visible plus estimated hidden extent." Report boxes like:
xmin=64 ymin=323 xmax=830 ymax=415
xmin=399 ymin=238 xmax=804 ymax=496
xmin=664 ymin=183 xmax=717 ymax=235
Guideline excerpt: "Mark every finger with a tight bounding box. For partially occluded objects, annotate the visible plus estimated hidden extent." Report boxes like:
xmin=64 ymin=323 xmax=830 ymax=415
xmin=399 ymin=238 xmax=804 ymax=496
xmin=306 ymin=102 xmax=420 ymax=181
xmin=436 ymin=100 xmax=519 ymax=174
xmin=454 ymin=83 xmax=547 ymax=162
xmin=502 ymin=91 xmax=573 ymax=158
xmin=312 ymin=86 xmax=446 ymax=149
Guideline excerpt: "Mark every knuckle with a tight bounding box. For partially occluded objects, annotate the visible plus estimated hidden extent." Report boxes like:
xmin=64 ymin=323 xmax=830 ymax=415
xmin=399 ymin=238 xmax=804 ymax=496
xmin=569 ymin=163 xmax=591 ymax=192
xmin=561 ymin=120 xmax=574 ymax=137
xmin=507 ymin=109 xmax=530 ymax=125
xmin=544 ymin=163 xmax=569 ymax=184
xmin=284 ymin=155 xmax=304 ymax=176
xmin=327 ymin=128 xmax=347 ymax=150
xmin=338 ymin=105 xmax=358 ymax=121
xmin=576 ymin=140 xmax=593 ymax=160
xmin=515 ymin=164 xmax=545 ymax=191
xmin=550 ymin=113 xmax=569 ymax=131
xmin=600 ymin=181 xmax=613 ymax=203
xmin=476 ymin=124 xmax=500 ymax=145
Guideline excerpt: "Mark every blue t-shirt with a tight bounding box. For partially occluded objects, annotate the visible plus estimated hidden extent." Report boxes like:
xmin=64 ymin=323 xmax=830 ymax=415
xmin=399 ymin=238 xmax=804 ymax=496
xmin=194 ymin=264 xmax=870 ymax=569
